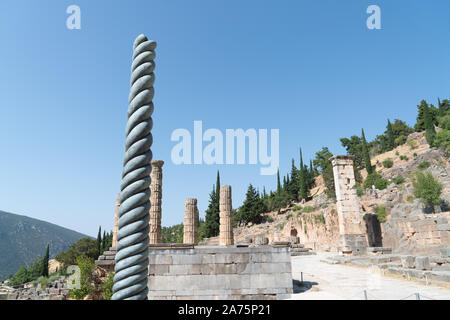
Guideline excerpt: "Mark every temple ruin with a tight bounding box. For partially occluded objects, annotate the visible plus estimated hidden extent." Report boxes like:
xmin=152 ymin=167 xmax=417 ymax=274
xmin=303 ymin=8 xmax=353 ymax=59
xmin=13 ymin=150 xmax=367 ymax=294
xmin=219 ymin=185 xmax=234 ymax=246
xmin=149 ymin=160 xmax=164 ymax=244
xmin=183 ymin=198 xmax=199 ymax=245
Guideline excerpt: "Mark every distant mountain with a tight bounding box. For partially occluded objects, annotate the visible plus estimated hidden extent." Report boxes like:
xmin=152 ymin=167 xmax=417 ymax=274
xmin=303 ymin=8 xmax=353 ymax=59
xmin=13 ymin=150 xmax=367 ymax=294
xmin=0 ymin=210 xmax=90 ymax=280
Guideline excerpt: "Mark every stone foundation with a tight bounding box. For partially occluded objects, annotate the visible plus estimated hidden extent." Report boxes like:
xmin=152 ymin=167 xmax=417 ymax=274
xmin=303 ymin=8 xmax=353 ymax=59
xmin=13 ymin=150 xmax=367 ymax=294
xmin=147 ymin=245 xmax=293 ymax=300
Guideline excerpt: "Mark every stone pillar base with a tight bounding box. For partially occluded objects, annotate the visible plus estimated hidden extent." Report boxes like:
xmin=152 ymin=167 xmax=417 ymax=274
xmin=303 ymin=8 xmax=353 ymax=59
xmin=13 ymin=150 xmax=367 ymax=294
xmin=339 ymin=234 xmax=368 ymax=256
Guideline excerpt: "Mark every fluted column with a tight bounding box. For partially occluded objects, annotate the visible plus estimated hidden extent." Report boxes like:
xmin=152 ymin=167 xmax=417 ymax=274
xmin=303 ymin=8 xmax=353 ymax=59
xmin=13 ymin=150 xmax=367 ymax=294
xmin=149 ymin=160 xmax=164 ymax=244
xmin=112 ymin=193 xmax=120 ymax=248
xmin=183 ymin=198 xmax=198 ymax=245
xmin=219 ymin=185 xmax=234 ymax=246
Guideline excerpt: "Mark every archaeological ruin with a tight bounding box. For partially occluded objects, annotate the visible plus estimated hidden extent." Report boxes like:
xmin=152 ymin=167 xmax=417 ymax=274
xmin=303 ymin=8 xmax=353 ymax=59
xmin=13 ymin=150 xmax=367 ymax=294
xmin=183 ymin=198 xmax=199 ymax=245
xmin=330 ymin=155 xmax=368 ymax=255
xmin=219 ymin=185 xmax=234 ymax=246
xmin=149 ymin=160 xmax=164 ymax=244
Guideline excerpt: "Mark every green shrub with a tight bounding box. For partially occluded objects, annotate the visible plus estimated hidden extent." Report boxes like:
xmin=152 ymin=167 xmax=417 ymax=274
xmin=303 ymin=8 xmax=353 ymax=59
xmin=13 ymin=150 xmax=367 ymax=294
xmin=363 ymin=172 xmax=389 ymax=190
xmin=376 ymin=205 xmax=387 ymax=223
xmin=392 ymin=176 xmax=405 ymax=185
xmin=418 ymin=161 xmax=431 ymax=170
xmin=407 ymin=140 xmax=418 ymax=150
xmin=266 ymin=216 xmax=273 ymax=223
xmin=399 ymin=155 xmax=409 ymax=161
xmin=102 ymin=273 xmax=114 ymax=300
xmin=413 ymin=171 xmax=443 ymax=208
xmin=68 ymin=256 xmax=95 ymax=300
xmin=317 ymin=214 xmax=325 ymax=224
xmin=395 ymin=151 xmax=400 ymax=156
xmin=292 ymin=205 xmax=302 ymax=212
xmin=356 ymin=183 xmax=364 ymax=197
xmin=286 ymin=214 xmax=293 ymax=220
xmin=277 ymin=223 xmax=284 ymax=231
xmin=438 ymin=114 xmax=450 ymax=130
xmin=383 ymin=158 xmax=394 ymax=168
xmin=413 ymin=152 xmax=418 ymax=157
xmin=302 ymin=206 xmax=315 ymax=213
xmin=303 ymin=225 xmax=307 ymax=234
xmin=433 ymin=129 xmax=450 ymax=155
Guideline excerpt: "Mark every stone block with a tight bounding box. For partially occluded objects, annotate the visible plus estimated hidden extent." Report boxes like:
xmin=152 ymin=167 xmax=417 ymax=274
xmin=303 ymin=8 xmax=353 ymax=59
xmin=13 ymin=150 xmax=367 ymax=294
xmin=401 ymin=256 xmax=415 ymax=269
xmin=415 ymin=256 xmax=431 ymax=270
xmin=440 ymin=246 xmax=450 ymax=258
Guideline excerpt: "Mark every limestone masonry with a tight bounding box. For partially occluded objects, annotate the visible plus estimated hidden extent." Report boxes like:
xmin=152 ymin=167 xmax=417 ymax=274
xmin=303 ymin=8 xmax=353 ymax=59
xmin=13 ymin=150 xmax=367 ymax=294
xmin=219 ymin=185 xmax=234 ymax=246
xmin=331 ymin=155 xmax=368 ymax=255
xmin=183 ymin=198 xmax=199 ymax=245
xmin=149 ymin=160 xmax=164 ymax=244
xmin=147 ymin=245 xmax=293 ymax=300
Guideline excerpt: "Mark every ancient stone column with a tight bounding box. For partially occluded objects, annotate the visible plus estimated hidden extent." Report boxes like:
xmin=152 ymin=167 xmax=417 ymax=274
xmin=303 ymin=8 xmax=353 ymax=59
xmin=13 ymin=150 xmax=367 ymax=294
xmin=112 ymin=193 xmax=120 ymax=248
xmin=219 ymin=185 xmax=234 ymax=246
xmin=183 ymin=198 xmax=199 ymax=245
xmin=149 ymin=160 xmax=164 ymax=244
xmin=330 ymin=155 xmax=368 ymax=255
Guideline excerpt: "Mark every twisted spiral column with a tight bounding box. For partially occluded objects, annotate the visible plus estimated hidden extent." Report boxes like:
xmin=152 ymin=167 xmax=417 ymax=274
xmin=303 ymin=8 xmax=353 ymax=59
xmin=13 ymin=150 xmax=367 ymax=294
xmin=112 ymin=34 xmax=156 ymax=300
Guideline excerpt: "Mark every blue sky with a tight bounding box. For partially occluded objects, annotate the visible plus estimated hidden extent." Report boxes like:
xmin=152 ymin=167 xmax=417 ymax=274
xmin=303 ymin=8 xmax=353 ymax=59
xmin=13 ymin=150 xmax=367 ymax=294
xmin=0 ymin=1 xmax=449 ymax=237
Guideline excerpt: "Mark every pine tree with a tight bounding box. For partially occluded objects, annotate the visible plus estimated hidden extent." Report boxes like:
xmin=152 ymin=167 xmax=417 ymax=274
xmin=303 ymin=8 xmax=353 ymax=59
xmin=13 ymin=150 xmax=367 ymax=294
xmin=239 ymin=184 xmax=264 ymax=224
xmin=361 ymin=128 xmax=373 ymax=174
xmin=42 ymin=244 xmax=49 ymax=277
xmin=386 ymin=119 xmax=395 ymax=150
xmin=438 ymin=98 xmax=450 ymax=117
xmin=96 ymin=226 xmax=102 ymax=257
xmin=424 ymin=103 xmax=436 ymax=145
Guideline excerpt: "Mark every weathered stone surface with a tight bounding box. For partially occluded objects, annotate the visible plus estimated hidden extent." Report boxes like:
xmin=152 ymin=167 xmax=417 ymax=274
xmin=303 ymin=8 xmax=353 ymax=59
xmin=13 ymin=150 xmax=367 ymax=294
xmin=149 ymin=160 xmax=164 ymax=244
xmin=440 ymin=246 xmax=450 ymax=258
xmin=219 ymin=185 xmax=234 ymax=246
xmin=331 ymin=156 xmax=368 ymax=255
xmin=414 ymin=256 xmax=431 ymax=270
xmin=183 ymin=198 xmax=199 ymax=245
xmin=401 ymin=255 xmax=415 ymax=269
xmin=148 ymin=246 xmax=293 ymax=300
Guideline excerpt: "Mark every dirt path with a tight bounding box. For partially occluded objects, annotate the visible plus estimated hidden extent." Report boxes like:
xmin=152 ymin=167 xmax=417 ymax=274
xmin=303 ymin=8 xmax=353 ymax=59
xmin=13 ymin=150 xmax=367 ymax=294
xmin=289 ymin=252 xmax=450 ymax=300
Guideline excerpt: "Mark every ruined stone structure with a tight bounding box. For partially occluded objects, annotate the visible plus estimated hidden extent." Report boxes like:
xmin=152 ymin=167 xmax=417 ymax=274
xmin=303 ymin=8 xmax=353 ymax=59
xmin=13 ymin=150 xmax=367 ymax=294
xmin=219 ymin=185 xmax=234 ymax=246
xmin=183 ymin=198 xmax=199 ymax=245
xmin=331 ymin=155 xmax=368 ymax=255
xmin=112 ymin=193 xmax=120 ymax=248
xmin=149 ymin=160 xmax=164 ymax=244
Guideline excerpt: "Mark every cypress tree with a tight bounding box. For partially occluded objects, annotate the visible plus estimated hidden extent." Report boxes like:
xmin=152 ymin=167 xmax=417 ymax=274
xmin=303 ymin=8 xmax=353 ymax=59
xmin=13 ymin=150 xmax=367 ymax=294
xmin=361 ymin=128 xmax=373 ymax=175
xmin=298 ymin=148 xmax=308 ymax=200
xmin=424 ymin=104 xmax=436 ymax=145
xmin=386 ymin=119 xmax=395 ymax=150
xmin=42 ymin=244 xmax=49 ymax=277
xmin=215 ymin=170 xmax=220 ymax=213
xmin=96 ymin=226 xmax=102 ymax=257
xmin=288 ymin=159 xmax=299 ymax=200
xmin=276 ymin=169 xmax=281 ymax=194
xmin=205 ymin=185 xmax=220 ymax=237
